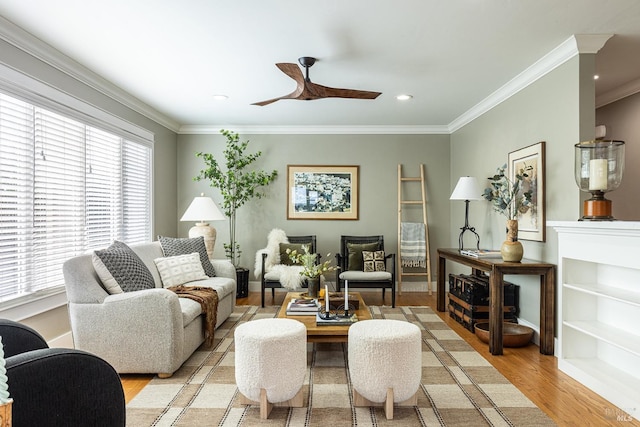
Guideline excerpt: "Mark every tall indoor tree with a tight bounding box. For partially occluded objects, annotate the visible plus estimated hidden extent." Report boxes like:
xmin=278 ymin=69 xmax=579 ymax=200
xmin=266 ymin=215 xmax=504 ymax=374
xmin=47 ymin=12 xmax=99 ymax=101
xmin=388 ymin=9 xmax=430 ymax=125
xmin=195 ymin=129 xmax=278 ymax=267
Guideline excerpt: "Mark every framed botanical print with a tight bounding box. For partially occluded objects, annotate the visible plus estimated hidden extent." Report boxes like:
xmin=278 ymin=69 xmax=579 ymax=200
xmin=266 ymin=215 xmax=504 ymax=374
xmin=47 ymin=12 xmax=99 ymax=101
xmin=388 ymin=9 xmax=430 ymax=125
xmin=508 ymin=142 xmax=545 ymax=241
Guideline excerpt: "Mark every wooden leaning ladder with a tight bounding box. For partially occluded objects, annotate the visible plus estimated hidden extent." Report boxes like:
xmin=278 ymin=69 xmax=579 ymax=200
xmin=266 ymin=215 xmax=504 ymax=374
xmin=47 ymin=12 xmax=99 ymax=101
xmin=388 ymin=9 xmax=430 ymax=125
xmin=397 ymin=164 xmax=432 ymax=295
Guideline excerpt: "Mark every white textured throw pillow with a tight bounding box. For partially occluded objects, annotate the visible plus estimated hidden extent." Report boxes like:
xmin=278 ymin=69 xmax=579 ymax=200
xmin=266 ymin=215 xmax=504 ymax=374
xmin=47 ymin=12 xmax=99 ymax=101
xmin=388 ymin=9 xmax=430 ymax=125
xmin=154 ymin=252 xmax=208 ymax=287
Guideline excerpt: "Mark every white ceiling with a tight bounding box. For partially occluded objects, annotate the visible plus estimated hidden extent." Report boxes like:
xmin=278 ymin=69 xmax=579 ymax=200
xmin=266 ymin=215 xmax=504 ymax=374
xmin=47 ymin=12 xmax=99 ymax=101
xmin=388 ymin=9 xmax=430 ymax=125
xmin=1 ymin=0 xmax=640 ymax=133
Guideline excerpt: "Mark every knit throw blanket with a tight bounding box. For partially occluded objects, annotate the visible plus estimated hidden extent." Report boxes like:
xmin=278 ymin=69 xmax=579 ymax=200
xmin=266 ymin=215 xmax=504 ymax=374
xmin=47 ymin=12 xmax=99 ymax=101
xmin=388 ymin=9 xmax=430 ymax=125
xmin=400 ymin=222 xmax=427 ymax=268
xmin=167 ymin=285 xmax=218 ymax=347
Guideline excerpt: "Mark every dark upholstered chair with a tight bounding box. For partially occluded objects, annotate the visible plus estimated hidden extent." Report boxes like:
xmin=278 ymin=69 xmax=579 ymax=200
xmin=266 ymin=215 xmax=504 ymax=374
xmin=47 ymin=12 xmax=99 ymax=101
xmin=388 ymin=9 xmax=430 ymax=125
xmin=260 ymin=235 xmax=317 ymax=307
xmin=335 ymin=235 xmax=396 ymax=307
xmin=0 ymin=319 xmax=126 ymax=427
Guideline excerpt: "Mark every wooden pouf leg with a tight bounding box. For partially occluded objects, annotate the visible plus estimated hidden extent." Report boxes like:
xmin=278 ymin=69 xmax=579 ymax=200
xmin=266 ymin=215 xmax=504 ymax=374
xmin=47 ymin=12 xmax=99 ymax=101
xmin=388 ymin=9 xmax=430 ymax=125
xmin=235 ymin=318 xmax=307 ymax=419
xmin=349 ymin=319 xmax=422 ymax=420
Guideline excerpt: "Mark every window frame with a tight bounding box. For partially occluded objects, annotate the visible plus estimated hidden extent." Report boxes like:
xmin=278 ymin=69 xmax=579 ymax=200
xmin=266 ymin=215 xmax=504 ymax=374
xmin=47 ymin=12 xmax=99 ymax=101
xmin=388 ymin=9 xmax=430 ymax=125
xmin=0 ymin=63 xmax=154 ymax=321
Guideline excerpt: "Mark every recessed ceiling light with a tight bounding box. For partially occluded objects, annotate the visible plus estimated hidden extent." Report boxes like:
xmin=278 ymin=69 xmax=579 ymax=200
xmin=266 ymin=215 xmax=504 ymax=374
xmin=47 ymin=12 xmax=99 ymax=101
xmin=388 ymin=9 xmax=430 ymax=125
xmin=594 ymin=75 xmax=600 ymax=80
xmin=396 ymin=94 xmax=413 ymax=101
xmin=212 ymin=94 xmax=229 ymax=100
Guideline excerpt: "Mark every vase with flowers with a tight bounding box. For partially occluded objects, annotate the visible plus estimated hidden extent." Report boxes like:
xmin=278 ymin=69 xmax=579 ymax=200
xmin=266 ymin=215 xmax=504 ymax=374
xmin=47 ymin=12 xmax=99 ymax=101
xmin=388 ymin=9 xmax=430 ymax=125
xmin=482 ymin=164 xmax=533 ymax=262
xmin=286 ymin=245 xmax=337 ymax=298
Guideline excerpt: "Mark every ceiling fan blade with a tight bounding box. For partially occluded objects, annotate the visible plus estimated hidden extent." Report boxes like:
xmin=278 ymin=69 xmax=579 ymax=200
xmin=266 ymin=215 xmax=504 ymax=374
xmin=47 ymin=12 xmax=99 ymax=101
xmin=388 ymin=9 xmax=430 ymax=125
xmin=276 ymin=63 xmax=305 ymax=84
xmin=305 ymin=82 xmax=381 ymax=100
xmin=251 ymin=97 xmax=287 ymax=106
xmin=252 ymin=70 xmax=305 ymax=106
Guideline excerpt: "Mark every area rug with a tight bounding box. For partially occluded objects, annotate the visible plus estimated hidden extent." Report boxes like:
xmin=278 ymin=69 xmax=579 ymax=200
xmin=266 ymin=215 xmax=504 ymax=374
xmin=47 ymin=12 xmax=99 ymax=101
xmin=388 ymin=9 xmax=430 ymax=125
xmin=126 ymin=305 xmax=556 ymax=426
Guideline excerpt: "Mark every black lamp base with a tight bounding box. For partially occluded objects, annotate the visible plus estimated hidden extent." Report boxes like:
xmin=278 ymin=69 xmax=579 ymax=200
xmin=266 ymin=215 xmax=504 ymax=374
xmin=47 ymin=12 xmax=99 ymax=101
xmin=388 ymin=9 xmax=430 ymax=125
xmin=458 ymin=200 xmax=480 ymax=251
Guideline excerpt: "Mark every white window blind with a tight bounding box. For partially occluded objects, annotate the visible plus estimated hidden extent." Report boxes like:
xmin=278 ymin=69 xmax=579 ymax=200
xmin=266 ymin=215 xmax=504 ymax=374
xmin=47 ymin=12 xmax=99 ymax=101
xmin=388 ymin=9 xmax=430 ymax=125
xmin=0 ymin=91 xmax=152 ymax=305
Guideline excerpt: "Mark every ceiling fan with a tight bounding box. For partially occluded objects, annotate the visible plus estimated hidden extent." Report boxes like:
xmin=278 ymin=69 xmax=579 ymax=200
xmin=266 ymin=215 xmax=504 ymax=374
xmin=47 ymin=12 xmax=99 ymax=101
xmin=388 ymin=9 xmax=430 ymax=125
xmin=252 ymin=56 xmax=382 ymax=106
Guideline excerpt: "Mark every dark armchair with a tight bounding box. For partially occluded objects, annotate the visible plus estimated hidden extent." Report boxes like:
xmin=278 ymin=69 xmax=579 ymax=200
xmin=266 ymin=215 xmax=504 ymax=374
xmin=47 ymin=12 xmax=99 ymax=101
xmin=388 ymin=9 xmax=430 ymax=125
xmin=260 ymin=235 xmax=317 ymax=307
xmin=0 ymin=319 xmax=126 ymax=427
xmin=335 ymin=235 xmax=396 ymax=307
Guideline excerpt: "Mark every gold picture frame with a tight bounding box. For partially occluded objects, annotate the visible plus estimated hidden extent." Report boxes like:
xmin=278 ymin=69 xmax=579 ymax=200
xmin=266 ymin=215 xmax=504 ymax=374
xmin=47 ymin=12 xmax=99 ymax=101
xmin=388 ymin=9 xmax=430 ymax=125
xmin=508 ymin=141 xmax=546 ymax=241
xmin=287 ymin=165 xmax=359 ymax=220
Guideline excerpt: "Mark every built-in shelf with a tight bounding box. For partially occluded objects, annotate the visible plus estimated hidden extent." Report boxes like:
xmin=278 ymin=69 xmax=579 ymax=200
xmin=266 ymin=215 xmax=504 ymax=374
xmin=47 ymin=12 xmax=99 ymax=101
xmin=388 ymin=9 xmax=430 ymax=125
xmin=563 ymin=283 xmax=640 ymax=307
xmin=563 ymin=320 xmax=640 ymax=357
xmin=550 ymin=221 xmax=640 ymax=421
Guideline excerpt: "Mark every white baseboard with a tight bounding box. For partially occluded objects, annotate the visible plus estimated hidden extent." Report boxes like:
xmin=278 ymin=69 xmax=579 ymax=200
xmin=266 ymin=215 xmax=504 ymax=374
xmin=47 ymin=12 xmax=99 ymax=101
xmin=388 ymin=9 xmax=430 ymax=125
xmin=516 ymin=317 xmax=540 ymax=347
xmin=48 ymin=331 xmax=74 ymax=349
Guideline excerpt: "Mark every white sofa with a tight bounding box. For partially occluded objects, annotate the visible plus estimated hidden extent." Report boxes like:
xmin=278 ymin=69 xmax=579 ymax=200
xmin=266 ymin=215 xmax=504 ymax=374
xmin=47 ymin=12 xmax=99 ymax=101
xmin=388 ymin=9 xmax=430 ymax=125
xmin=62 ymin=241 xmax=236 ymax=377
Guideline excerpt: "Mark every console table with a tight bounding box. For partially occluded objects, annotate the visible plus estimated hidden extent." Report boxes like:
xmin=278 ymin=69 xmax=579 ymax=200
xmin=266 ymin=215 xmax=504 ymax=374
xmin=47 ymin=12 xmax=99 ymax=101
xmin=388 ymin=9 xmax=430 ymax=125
xmin=437 ymin=248 xmax=556 ymax=355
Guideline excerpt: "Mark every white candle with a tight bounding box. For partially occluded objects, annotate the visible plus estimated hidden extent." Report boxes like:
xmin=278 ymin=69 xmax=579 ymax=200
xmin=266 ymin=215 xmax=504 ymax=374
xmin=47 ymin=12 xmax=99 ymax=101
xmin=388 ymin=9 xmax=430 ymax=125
xmin=325 ymin=284 xmax=329 ymax=312
xmin=344 ymin=280 xmax=348 ymax=309
xmin=589 ymin=158 xmax=608 ymax=191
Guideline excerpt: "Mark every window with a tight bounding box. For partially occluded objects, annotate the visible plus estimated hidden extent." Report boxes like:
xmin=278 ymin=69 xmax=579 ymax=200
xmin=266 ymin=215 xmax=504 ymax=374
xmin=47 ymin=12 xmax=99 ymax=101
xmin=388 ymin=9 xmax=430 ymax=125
xmin=0 ymin=92 xmax=152 ymax=305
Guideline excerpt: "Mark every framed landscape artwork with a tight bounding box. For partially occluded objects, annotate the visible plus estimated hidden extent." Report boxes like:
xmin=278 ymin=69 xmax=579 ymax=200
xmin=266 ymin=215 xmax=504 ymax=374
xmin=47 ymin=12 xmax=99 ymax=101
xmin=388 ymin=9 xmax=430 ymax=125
xmin=287 ymin=165 xmax=359 ymax=220
xmin=508 ymin=141 xmax=546 ymax=241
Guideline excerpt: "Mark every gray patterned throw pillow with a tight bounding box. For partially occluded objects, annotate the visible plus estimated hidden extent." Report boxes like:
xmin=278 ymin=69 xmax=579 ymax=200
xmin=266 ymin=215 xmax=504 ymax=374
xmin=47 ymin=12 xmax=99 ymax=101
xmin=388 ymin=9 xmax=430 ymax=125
xmin=93 ymin=241 xmax=155 ymax=293
xmin=158 ymin=236 xmax=216 ymax=277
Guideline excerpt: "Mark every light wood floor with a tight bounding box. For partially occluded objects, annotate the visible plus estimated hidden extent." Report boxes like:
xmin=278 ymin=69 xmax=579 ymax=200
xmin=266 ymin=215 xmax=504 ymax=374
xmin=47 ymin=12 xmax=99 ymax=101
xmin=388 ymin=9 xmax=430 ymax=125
xmin=121 ymin=291 xmax=640 ymax=426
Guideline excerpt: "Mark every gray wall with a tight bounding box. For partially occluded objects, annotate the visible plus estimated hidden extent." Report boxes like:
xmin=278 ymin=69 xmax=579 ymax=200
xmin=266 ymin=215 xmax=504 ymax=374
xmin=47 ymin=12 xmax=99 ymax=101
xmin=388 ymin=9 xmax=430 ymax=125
xmin=0 ymin=39 xmax=178 ymax=340
xmin=450 ymin=55 xmax=595 ymax=329
xmin=177 ymin=133 xmax=451 ymax=286
xmin=596 ymin=91 xmax=640 ymax=220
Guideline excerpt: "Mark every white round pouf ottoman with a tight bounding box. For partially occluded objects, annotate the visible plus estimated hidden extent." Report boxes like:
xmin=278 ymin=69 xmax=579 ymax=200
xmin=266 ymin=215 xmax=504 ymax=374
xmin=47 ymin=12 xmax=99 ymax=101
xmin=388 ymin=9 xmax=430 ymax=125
xmin=348 ymin=319 xmax=421 ymax=419
xmin=234 ymin=318 xmax=306 ymax=419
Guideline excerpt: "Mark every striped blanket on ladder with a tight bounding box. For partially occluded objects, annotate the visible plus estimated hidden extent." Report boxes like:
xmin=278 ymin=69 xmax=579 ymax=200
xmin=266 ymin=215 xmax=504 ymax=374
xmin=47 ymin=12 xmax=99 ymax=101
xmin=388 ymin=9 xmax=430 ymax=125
xmin=401 ymin=222 xmax=426 ymax=268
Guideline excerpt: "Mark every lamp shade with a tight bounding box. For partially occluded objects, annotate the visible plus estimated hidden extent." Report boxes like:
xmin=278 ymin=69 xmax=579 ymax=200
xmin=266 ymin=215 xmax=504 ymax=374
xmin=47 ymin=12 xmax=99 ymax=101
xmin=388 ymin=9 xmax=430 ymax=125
xmin=180 ymin=194 xmax=226 ymax=222
xmin=450 ymin=177 xmax=482 ymax=201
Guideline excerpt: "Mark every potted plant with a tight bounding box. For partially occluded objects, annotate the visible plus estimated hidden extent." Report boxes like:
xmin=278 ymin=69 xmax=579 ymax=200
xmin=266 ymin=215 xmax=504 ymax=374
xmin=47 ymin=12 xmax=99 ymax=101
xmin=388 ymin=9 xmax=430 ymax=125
xmin=287 ymin=245 xmax=337 ymax=298
xmin=195 ymin=129 xmax=278 ymax=294
xmin=482 ymin=164 xmax=533 ymax=262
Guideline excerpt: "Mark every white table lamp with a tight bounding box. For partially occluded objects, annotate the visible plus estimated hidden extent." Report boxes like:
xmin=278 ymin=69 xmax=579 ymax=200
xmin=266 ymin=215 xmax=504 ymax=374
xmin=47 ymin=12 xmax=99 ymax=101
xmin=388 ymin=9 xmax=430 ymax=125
xmin=450 ymin=177 xmax=482 ymax=251
xmin=180 ymin=193 xmax=226 ymax=258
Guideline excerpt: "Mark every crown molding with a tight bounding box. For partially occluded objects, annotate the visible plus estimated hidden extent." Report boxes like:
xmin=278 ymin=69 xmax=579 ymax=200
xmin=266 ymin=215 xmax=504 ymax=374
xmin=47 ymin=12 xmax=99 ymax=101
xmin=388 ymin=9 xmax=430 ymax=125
xmin=178 ymin=124 xmax=451 ymax=135
xmin=0 ymin=18 xmax=616 ymax=136
xmin=596 ymin=76 xmax=640 ymax=108
xmin=448 ymin=34 xmax=612 ymax=133
xmin=0 ymin=16 xmax=180 ymax=132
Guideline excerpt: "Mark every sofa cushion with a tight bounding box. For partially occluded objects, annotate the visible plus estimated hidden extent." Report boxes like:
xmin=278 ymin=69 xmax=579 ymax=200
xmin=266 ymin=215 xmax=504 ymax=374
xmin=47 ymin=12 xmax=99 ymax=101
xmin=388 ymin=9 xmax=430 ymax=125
xmin=92 ymin=241 xmax=155 ymax=293
xmin=159 ymin=236 xmax=216 ymax=277
xmin=339 ymin=270 xmax=392 ymax=281
xmin=178 ymin=298 xmax=203 ymax=327
xmin=154 ymin=252 xmax=208 ymax=287
xmin=347 ymin=242 xmax=379 ymax=271
xmin=279 ymin=243 xmax=304 ymax=266
xmin=363 ymin=250 xmax=386 ymax=272
xmin=186 ymin=276 xmax=236 ymax=300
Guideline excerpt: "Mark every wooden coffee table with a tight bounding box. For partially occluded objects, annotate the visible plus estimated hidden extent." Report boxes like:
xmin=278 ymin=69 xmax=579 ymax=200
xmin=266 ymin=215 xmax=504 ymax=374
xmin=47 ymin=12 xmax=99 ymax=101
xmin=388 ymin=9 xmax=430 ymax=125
xmin=277 ymin=291 xmax=371 ymax=342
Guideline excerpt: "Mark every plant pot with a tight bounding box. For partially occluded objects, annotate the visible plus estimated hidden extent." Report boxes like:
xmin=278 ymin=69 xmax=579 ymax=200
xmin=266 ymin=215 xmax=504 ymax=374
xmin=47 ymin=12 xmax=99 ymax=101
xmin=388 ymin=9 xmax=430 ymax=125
xmin=501 ymin=220 xmax=523 ymax=262
xmin=235 ymin=267 xmax=249 ymax=298
xmin=306 ymin=277 xmax=320 ymax=298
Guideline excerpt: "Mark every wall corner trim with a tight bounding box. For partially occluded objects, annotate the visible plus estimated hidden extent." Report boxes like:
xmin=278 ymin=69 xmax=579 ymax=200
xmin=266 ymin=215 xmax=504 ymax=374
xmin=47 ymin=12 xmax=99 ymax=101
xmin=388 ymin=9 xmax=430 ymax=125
xmin=448 ymin=34 xmax=613 ymax=133
xmin=0 ymin=15 xmax=181 ymax=133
